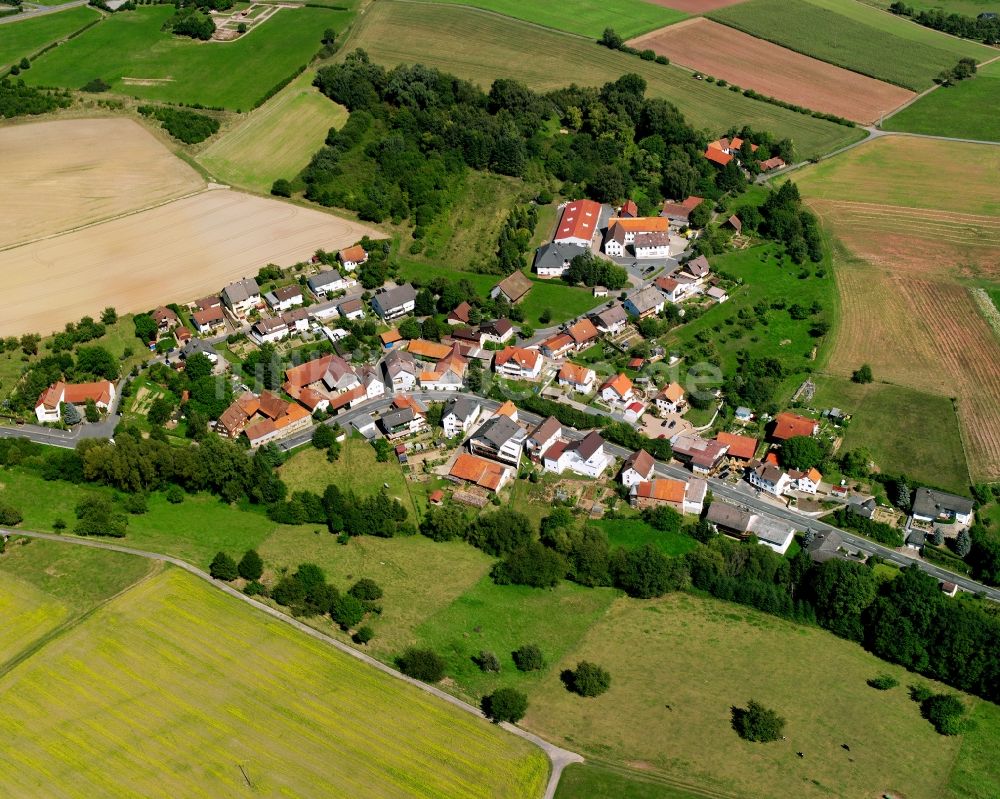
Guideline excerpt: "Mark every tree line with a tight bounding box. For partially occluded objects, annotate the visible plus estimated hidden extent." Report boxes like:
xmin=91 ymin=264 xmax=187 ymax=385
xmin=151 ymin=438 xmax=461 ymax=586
xmin=889 ymin=2 xmax=1000 ymax=44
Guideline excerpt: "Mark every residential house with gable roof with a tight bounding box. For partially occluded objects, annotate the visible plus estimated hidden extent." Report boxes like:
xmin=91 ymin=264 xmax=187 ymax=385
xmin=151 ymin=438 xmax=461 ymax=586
xmin=542 ymin=431 xmax=612 ymax=478
xmin=372 ymin=284 xmax=417 ymax=320
xmin=624 ymin=286 xmax=665 ymax=319
xmin=671 ymin=433 xmax=729 ymax=475
xmin=558 ymin=362 xmax=596 ymax=394
xmin=655 ymin=382 xmax=686 ymax=414
xmin=468 ymin=413 xmax=526 ymax=467
xmin=490 ymin=271 xmax=533 ymax=305
xmin=338 ymin=244 xmax=368 ymax=271
xmin=554 ymin=199 xmax=602 ymax=247
xmin=770 ymin=412 xmax=819 ymax=441
xmin=591 ymin=304 xmax=627 ymax=335
xmin=620 ymin=449 xmax=655 ymax=487
xmin=494 ymin=346 xmax=543 ymax=380
xmin=630 ymin=477 xmax=707 ymax=515
xmin=533 ymin=241 xmax=587 ymax=278
xmin=442 ymin=396 xmax=482 ymax=438
xmin=600 ymin=373 xmax=634 ymax=404
xmin=527 ymin=416 xmax=562 ymax=458
xmin=35 ymin=380 xmax=116 ymax=423
xmin=747 ymin=460 xmax=791 ymax=496
xmin=221 ymin=277 xmax=260 ymax=317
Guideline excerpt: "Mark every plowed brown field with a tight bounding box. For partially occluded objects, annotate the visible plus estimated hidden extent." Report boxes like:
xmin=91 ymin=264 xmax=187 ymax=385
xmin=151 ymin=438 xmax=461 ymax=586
xmin=799 ymin=137 xmax=1000 ymax=481
xmin=0 ymin=118 xmax=204 ymax=249
xmin=0 ymin=189 xmax=381 ymax=338
xmin=628 ymin=18 xmax=914 ymax=124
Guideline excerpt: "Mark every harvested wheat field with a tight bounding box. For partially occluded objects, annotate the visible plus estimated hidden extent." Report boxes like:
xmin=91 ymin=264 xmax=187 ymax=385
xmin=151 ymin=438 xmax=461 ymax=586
xmin=644 ymin=0 xmax=746 ymax=12
xmin=0 ymin=118 xmax=204 ymax=249
xmin=629 ymin=18 xmax=914 ymax=123
xmin=0 ymin=189 xmax=381 ymax=338
xmin=797 ymin=137 xmax=1000 ymax=481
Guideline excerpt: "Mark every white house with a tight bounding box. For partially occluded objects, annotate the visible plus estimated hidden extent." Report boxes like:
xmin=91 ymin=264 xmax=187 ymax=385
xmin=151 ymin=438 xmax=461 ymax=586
xmin=308 ymin=271 xmax=355 ymax=298
xmin=533 ymin=242 xmax=587 ymax=278
xmin=912 ymin=487 xmax=974 ymax=525
xmin=788 ymin=467 xmax=822 ymax=495
xmin=494 ymin=346 xmax=543 ymax=380
xmin=383 ymin=349 xmax=417 ymax=392
xmin=251 ymin=316 xmax=290 ymax=344
xmin=468 ymin=414 xmax=526 ymax=467
xmin=359 ymin=365 xmax=385 ymax=400
xmin=748 ymin=461 xmax=791 ymax=496
xmin=557 ymin=362 xmax=596 ymax=394
xmin=591 ymin=304 xmax=627 ymax=335
xmin=264 ymin=285 xmax=304 ymax=312
xmin=338 ymin=298 xmax=365 ymax=321
xmin=655 ymin=382 xmax=685 ymax=414
xmin=600 ymin=373 xmax=634 ymax=405
xmin=371 ymin=284 xmax=417 ymax=320
xmin=338 ymin=244 xmax=368 ymax=271
xmin=634 ymin=231 xmax=671 ymax=259
xmin=221 ymin=277 xmax=260 ymax=317
xmin=35 ymin=380 xmax=116 ymax=423
xmin=630 ymin=477 xmax=707 ymax=516
xmin=527 ymin=416 xmax=562 ymax=458
xmin=620 ymin=449 xmax=655 ymax=488
xmin=542 ymin=431 xmax=612 ymax=478
xmin=442 ymin=396 xmax=482 ymax=438
xmin=623 ymin=286 xmax=665 ymax=319
xmin=624 ymin=401 xmax=646 ymax=423
xmin=706 ymin=286 xmax=729 ymax=304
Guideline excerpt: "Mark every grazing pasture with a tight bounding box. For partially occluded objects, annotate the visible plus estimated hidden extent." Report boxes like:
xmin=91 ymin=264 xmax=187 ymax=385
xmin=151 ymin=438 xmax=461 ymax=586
xmin=197 ymin=69 xmax=349 ymax=193
xmin=0 ymin=118 xmax=203 ymax=249
xmin=709 ymin=0 xmax=994 ymax=90
xmin=0 ymin=188 xmax=381 ymax=337
xmin=0 ymin=567 xmax=549 ymax=797
xmin=0 ymin=6 xmax=98 ymax=70
xmin=425 ymin=0 xmax=687 ymax=38
xmin=555 ymin=764 xmax=708 ymax=799
xmin=884 ymin=59 xmax=1000 ymax=142
xmin=525 ymin=592 xmax=971 ymax=799
xmin=795 ymin=137 xmax=1000 ymax=481
xmin=343 ymin=0 xmax=865 ymax=160
xmin=23 ymin=5 xmax=346 ymax=109
xmin=629 ymin=17 xmax=914 ymax=123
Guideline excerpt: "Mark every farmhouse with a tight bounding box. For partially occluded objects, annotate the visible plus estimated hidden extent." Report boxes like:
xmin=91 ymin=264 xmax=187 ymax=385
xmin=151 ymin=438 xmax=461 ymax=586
xmin=265 ymin=285 xmax=304 ymax=312
xmin=760 ymin=156 xmax=786 ymax=172
xmin=747 ymin=461 xmax=791 ymax=496
xmin=338 ymin=244 xmax=368 ymax=270
xmin=527 ymin=416 xmax=562 ymax=458
xmin=624 ymin=286 xmax=666 ymax=319
xmin=542 ymin=431 xmax=612 ymax=478
xmin=771 ymin=412 xmax=819 ymax=441
xmin=715 ymin=431 xmax=758 ymax=464
xmin=671 ymin=433 xmax=729 ymax=474
xmin=418 ymin=343 xmax=468 ymax=392
xmin=479 ymin=319 xmax=515 ymax=345
xmin=442 ymin=396 xmax=482 ymax=438
xmin=655 ymin=382 xmax=685 ymax=414
xmin=338 ymin=298 xmax=365 ymax=321
xmin=309 ymin=270 xmax=354 ymax=298
xmin=383 ymin=349 xmax=418 ymax=392
xmin=494 ymin=346 xmax=543 ymax=380
xmin=603 ymin=217 xmax=670 ymax=257
xmin=600 ymin=373 xmax=634 ymax=404
xmin=221 ymin=277 xmax=261 ymax=317
xmin=534 ymin=241 xmax=587 ymax=278
xmin=660 ymin=196 xmax=704 ymax=226
xmin=620 ymin=449 xmax=655 ymax=488
xmin=490 ymin=271 xmax=533 ymax=305
xmin=407 ymin=339 xmax=453 ymax=361
xmin=35 ymin=380 xmax=116 ymax=423
xmin=631 ymin=477 xmax=707 ymax=516
xmin=554 ymin=199 xmax=602 ymax=247
xmin=449 ymin=452 xmax=514 ymax=493
xmin=371 ymin=284 xmax=417 ymax=320
xmin=468 ymin=413 xmax=526 ymax=467
xmin=192 ymin=306 xmax=225 ymax=333
xmin=704 ymin=137 xmax=758 ymax=167
xmin=912 ymin=488 xmax=974 ymax=525
xmin=558 ymin=362 xmax=597 ymax=393
xmin=591 ymin=304 xmax=627 ymax=334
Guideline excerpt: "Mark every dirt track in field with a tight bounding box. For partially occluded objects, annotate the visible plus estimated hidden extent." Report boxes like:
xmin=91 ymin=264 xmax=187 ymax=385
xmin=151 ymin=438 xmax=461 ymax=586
xmin=628 ymin=18 xmax=914 ymax=124
xmin=0 ymin=118 xmax=204 ymax=249
xmin=642 ymin=0 xmax=746 ymax=12
xmin=0 ymin=189 xmax=381 ymax=338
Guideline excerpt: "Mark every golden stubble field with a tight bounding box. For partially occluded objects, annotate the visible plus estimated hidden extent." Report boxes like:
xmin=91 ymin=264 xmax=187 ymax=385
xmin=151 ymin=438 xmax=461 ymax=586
xmin=796 ymin=136 xmax=1000 ymax=481
xmin=0 ymin=117 xmax=381 ymax=338
xmin=0 ymin=117 xmax=204 ymax=249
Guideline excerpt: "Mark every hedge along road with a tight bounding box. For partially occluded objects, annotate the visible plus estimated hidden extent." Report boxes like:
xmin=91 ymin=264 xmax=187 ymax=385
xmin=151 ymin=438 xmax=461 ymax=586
xmin=0 ymin=527 xmax=583 ymax=799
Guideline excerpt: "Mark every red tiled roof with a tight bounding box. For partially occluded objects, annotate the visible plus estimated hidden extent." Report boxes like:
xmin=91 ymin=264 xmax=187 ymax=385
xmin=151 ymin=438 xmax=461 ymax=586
xmin=607 ymin=216 xmax=669 ymax=233
xmin=772 ymin=412 xmax=817 ymax=440
xmin=340 ymin=244 xmax=367 ymax=263
xmin=567 ymin=318 xmax=599 ymax=344
xmin=495 ymin=346 xmax=540 ymax=370
xmin=636 ymin=479 xmax=686 ymax=503
xmin=555 ymin=199 xmax=602 ymax=243
xmin=601 ymin=373 xmax=633 ymax=398
xmin=558 ymin=362 xmax=593 ymax=385
xmin=715 ymin=431 xmax=757 ymax=461
xmin=704 ymin=148 xmax=732 ymax=166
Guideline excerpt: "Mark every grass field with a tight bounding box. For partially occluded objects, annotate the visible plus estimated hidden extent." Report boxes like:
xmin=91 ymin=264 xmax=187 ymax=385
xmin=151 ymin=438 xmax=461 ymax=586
xmin=519 ymin=274 xmax=604 ymax=327
xmin=343 ymin=0 xmax=865 ymax=160
xmin=197 ymin=69 xmax=349 ymax=193
xmin=24 ymin=5 xmax=348 ymax=110
xmin=811 ymin=375 xmax=971 ymax=492
xmin=415 ymin=576 xmax=617 ymax=701
xmin=594 ymin=518 xmax=699 ymax=557
xmin=259 ymin=528 xmax=494 ymax=655
xmin=524 ymin=592 xmax=975 ymax=799
xmin=0 ymin=117 xmax=204 ymax=250
xmin=709 ymin=0 xmax=994 ymax=90
xmin=863 ymin=0 xmax=1000 ymax=14
xmin=0 ymin=567 xmax=549 ymax=797
xmin=945 ymin=699 xmax=1000 ymax=799
xmin=884 ymin=60 xmax=1000 ymax=141
xmin=666 ymin=243 xmax=836 ymax=377
xmin=555 ymin=764 xmax=709 ymax=799
xmin=425 ymin=0 xmax=687 ymax=38
xmin=794 ymin=137 xmax=1000 ymax=481
xmin=0 ymin=6 xmax=98 ymax=70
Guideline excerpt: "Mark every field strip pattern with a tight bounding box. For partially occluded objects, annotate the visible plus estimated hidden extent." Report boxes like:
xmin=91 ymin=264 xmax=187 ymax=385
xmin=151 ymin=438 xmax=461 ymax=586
xmin=627 ymin=17 xmax=914 ymax=124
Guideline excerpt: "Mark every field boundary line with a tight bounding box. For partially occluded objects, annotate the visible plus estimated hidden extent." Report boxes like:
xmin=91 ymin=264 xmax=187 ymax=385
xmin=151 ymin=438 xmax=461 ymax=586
xmin=582 ymin=756 xmax=742 ymax=799
xmin=385 ymin=0 xmax=594 ymax=41
xmin=0 ymin=527 xmax=582 ymax=799
xmin=880 ymin=51 xmax=1000 ymax=125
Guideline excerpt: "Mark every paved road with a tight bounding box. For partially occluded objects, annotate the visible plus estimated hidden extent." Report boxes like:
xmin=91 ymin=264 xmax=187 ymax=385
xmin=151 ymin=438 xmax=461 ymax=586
xmin=0 ymin=0 xmax=91 ymax=26
xmin=0 ymin=526 xmax=583 ymax=798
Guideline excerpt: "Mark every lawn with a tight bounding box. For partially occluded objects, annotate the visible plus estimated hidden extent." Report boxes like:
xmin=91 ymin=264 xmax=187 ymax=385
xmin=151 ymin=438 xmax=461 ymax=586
xmin=343 ymin=0 xmax=864 ymax=160
xmin=810 ymin=374 xmax=971 ymax=493
xmin=258 ymin=528 xmax=494 ymax=655
xmin=0 ymin=567 xmax=549 ymax=797
xmin=884 ymin=59 xmax=1000 ymax=142
xmin=556 ymin=763 xmax=708 ymax=799
xmin=197 ymin=69 xmax=349 ymax=192
xmin=0 ymin=5 xmax=98 ymax=69
xmin=279 ymin=437 xmax=420 ymax=518
xmin=594 ymin=517 xmax=699 ymax=557
xmin=24 ymin=5 xmax=349 ymax=110
xmin=946 ymin=698 xmax=1000 ymax=799
xmin=425 ymin=0 xmax=687 ymax=38
xmin=524 ymin=591 xmax=977 ymax=799
xmin=415 ymin=575 xmax=617 ymax=701
xmin=519 ymin=273 xmax=604 ymax=327
xmin=709 ymin=0 xmax=994 ymax=90
xmin=666 ymin=243 xmax=837 ymax=377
